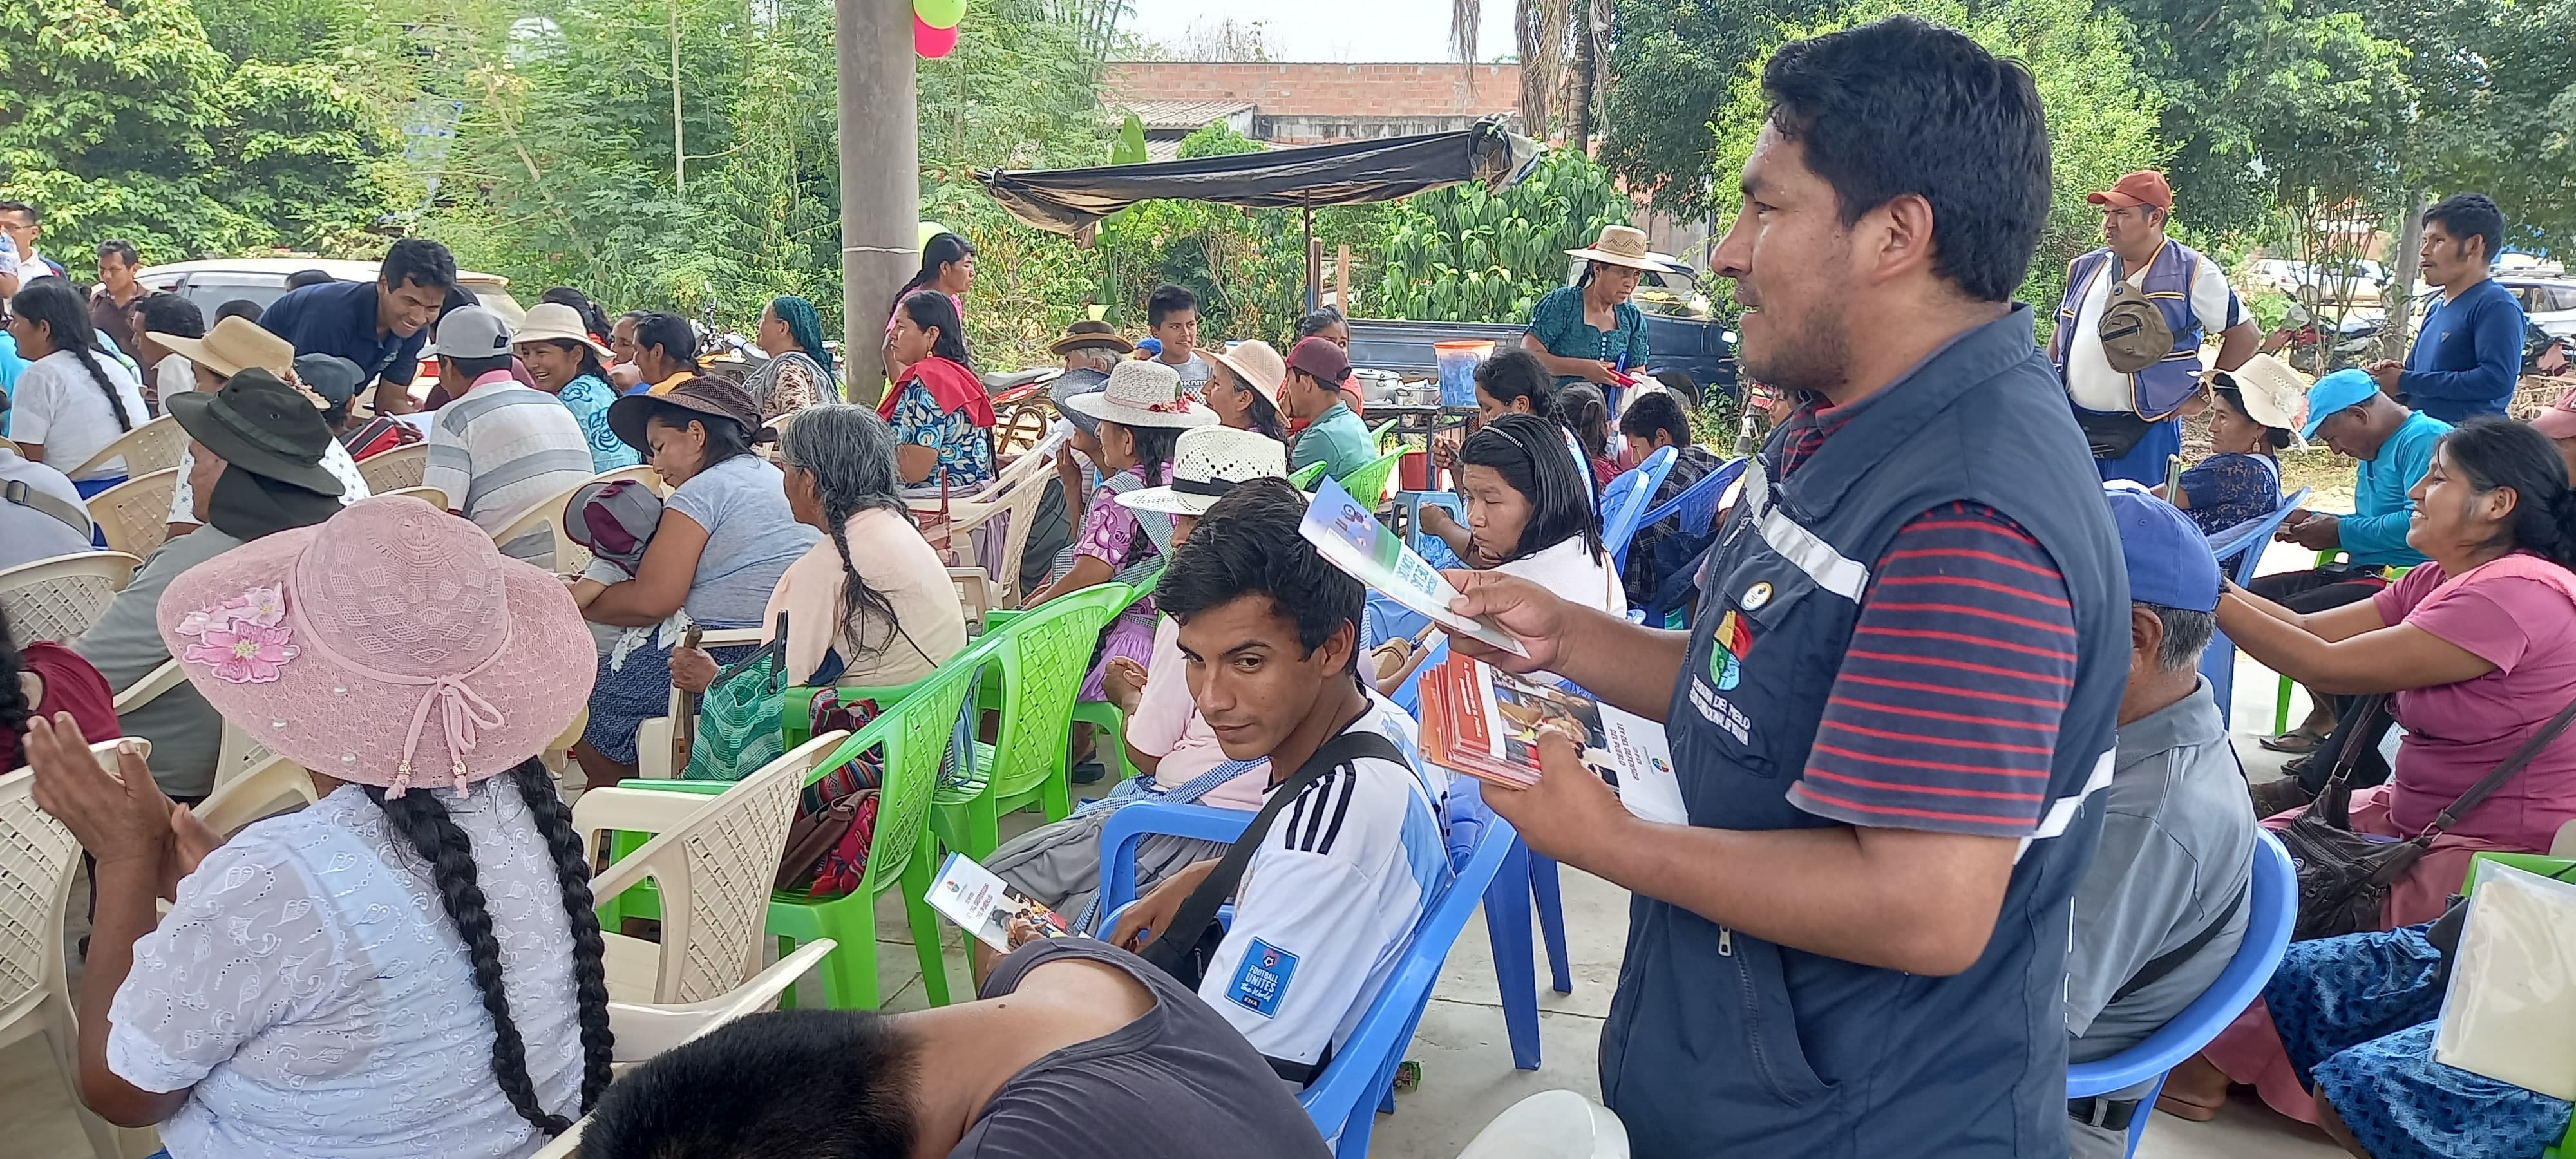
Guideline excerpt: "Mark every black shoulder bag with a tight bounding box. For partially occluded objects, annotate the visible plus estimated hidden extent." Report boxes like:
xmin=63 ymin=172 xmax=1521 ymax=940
xmin=2281 ymin=693 xmax=2576 ymax=940
xmin=1135 ymin=726 xmax=1408 ymax=991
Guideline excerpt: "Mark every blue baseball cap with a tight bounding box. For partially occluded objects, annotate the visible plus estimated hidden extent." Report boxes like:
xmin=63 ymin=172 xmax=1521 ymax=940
xmin=2299 ymin=368 xmax=2380 ymax=439
xmin=1135 ymin=336 xmax=1163 ymax=358
xmin=2103 ymin=482 xmax=2221 ymax=612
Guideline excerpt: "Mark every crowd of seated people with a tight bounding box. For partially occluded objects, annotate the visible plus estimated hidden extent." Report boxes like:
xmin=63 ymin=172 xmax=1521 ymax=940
xmin=21 ymin=232 xmax=2576 ymax=1159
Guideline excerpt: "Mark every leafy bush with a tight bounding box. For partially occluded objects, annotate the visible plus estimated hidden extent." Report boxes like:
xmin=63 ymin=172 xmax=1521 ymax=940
xmin=1373 ymin=150 xmax=1631 ymax=323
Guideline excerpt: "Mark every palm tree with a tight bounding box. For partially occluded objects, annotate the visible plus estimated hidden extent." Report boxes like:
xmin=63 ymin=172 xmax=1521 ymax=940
xmin=1455 ymin=0 xmax=1581 ymax=146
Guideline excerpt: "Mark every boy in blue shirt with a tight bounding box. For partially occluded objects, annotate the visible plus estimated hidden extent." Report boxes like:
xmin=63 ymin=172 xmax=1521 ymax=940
xmin=2366 ymin=193 xmax=2524 ymax=423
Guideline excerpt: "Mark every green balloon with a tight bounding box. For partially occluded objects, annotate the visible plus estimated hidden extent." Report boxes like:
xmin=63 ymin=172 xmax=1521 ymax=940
xmin=914 ymin=0 xmax=964 ymax=30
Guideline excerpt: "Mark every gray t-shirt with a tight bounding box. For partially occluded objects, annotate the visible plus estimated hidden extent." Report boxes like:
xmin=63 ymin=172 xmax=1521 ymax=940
xmin=2066 ymin=677 xmax=2257 ymax=1156
xmin=0 ymin=448 xmax=99 ymax=569
xmin=74 ymin=527 xmax=251 ymax=798
xmin=663 ymin=455 xmax=820 ymax=628
xmin=952 ymin=939 xmax=1329 ymax=1159
xmin=1164 ymin=353 xmax=1211 ymax=393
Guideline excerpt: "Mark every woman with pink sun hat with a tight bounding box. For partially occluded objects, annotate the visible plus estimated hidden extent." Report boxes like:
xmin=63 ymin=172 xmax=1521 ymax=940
xmin=24 ymin=495 xmax=611 ymax=1158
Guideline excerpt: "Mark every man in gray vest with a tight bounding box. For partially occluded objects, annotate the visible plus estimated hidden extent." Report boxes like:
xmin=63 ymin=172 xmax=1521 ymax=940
xmin=2049 ymin=169 xmax=2262 ymax=485
xmin=1448 ymin=17 xmax=2130 ymax=1156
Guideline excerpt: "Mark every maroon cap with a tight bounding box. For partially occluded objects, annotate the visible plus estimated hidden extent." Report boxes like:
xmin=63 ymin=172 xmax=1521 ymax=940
xmin=1285 ymin=335 xmax=1350 ymax=384
xmin=2087 ymin=170 xmax=2174 ymax=212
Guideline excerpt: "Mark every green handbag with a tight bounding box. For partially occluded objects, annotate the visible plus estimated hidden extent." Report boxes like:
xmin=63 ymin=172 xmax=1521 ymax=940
xmin=681 ymin=614 xmax=790 ymax=782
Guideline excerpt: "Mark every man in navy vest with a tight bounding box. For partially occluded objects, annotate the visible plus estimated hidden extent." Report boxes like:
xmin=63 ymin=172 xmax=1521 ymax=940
xmin=1447 ymin=17 xmax=2129 ymax=1157
xmin=2049 ymin=170 xmax=2262 ymax=485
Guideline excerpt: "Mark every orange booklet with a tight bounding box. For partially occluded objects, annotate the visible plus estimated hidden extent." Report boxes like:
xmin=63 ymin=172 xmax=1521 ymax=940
xmin=1417 ymin=654 xmax=1687 ymax=823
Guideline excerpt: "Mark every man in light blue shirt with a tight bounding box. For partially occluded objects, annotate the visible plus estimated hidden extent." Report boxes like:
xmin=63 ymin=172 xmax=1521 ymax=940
xmin=2249 ymin=368 xmax=2448 ymax=750
xmin=1282 ymin=336 xmax=1372 ymax=483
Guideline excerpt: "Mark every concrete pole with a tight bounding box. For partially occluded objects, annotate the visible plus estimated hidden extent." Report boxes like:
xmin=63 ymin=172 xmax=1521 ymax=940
xmin=836 ymin=0 xmax=918 ymax=406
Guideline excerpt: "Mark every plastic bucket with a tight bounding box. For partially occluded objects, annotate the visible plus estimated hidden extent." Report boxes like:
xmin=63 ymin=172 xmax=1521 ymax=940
xmin=1399 ymin=448 xmax=1428 ymax=491
xmin=1434 ymin=339 xmax=1494 ymax=408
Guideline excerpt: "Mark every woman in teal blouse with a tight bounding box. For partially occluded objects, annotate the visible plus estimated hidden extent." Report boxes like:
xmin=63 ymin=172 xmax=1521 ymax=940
xmin=1524 ymin=223 xmax=1654 ymax=388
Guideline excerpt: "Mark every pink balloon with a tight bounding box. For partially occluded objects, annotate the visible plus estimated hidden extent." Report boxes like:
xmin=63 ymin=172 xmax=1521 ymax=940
xmin=914 ymin=14 xmax=958 ymax=57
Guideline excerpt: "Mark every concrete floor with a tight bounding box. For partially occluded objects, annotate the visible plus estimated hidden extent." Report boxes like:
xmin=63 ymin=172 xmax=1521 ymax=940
xmin=1 ymin=542 xmax=2354 ymax=1158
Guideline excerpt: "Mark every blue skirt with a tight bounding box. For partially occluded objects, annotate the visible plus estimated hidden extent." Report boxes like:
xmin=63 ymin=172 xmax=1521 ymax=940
xmin=582 ymin=637 xmax=754 ymax=766
xmin=2270 ymin=925 xmax=2572 ymax=1158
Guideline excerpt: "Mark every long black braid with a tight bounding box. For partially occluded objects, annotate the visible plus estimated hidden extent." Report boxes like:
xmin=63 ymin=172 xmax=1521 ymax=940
xmin=15 ymin=281 xmax=133 ymax=433
xmin=365 ymin=759 xmax=613 ymax=1136
xmin=1124 ymin=421 xmax=1181 ymax=487
xmin=0 ymin=606 xmax=30 ymax=743
xmin=779 ymin=405 xmax=934 ymax=669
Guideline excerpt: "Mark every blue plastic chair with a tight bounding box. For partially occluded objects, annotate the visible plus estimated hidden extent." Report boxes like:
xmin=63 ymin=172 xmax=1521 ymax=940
xmin=1396 ymin=490 xmax=1466 ymax=554
xmin=1094 ymin=784 xmax=1523 ymax=1156
xmin=1614 ymin=455 xmax=1746 ymax=574
xmin=1597 ymin=446 xmax=1678 ymax=565
xmin=2067 ymin=829 xmax=2298 ymax=1158
xmin=2194 ymin=487 xmax=2308 ymax=727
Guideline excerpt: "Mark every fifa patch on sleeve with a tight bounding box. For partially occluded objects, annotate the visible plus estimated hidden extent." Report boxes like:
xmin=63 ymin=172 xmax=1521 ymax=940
xmin=1226 ymin=938 xmax=1299 ymax=1019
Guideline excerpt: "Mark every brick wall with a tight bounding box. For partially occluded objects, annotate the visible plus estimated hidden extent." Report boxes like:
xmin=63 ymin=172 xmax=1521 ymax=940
xmin=1104 ymin=62 xmax=1523 ymax=121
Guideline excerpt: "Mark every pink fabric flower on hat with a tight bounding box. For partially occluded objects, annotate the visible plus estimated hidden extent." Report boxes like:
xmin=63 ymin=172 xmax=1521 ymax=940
xmin=176 ymin=587 xmax=300 ymax=683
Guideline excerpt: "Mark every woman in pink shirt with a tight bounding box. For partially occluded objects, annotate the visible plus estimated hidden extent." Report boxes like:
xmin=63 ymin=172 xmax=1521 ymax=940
xmin=2166 ymin=415 xmax=2576 ymax=1126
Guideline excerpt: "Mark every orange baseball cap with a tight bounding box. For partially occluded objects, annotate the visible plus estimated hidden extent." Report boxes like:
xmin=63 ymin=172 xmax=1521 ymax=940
xmin=2087 ymin=171 xmax=2173 ymax=212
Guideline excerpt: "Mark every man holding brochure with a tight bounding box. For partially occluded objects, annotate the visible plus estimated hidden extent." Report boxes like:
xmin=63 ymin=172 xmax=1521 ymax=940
xmin=1443 ymin=19 xmax=2130 ymax=1158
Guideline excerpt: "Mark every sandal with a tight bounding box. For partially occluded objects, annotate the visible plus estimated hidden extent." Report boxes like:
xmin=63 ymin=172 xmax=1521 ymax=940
xmin=2250 ymin=776 xmax=2315 ymax=820
xmin=2154 ymin=1089 xmax=2224 ymax=1122
xmin=2258 ymin=725 xmax=2329 ymax=754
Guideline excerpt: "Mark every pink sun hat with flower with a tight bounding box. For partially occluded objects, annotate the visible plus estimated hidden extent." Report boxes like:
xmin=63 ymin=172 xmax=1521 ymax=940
xmin=155 ymin=495 xmax=595 ymax=798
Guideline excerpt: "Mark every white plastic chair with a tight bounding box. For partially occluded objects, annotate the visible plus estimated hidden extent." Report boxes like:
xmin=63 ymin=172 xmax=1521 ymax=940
xmin=1 ymin=739 xmax=161 ymax=1159
xmin=494 ymin=465 xmax=663 ymax=577
xmin=1455 ymin=1091 xmax=1631 ymax=1159
xmin=938 ymin=460 xmax=1056 ymax=607
xmin=949 ymin=567 xmax=991 ymax=634
xmin=571 ymin=730 xmax=840 ymax=1004
xmin=113 ymin=659 xmax=317 ymax=836
xmin=377 ymin=485 xmax=449 ymax=510
xmin=84 ymin=470 xmax=176 ymax=560
xmin=354 ymin=443 xmax=428 ymax=493
xmin=0 ymin=552 xmax=140 ymax=647
xmin=67 ymin=415 xmax=187 ymax=480
xmin=520 ymin=939 xmax=837 ymax=1159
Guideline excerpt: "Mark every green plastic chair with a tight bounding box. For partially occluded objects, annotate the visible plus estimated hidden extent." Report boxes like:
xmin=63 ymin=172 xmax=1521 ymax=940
xmin=1369 ymin=417 xmax=1400 ymax=451
xmin=2457 ymin=852 xmax=2576 ymax=1159
xmin=1338 ymin=447 xmax=1409 ymax=507
xmin=1068 ymin=567 xmax=1165 ymax=789
xmin=935 ymin=583 xmax=1130 ymax=860
xmin=615 ymin=647 xmax=984 ymax=1009
xmin=1287 ymin=461 xmax=1327 ymax=491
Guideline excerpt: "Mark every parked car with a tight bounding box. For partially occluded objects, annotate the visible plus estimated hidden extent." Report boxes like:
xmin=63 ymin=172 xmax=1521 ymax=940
xmin=2246 ymin=258 xmax=2387 ymax=305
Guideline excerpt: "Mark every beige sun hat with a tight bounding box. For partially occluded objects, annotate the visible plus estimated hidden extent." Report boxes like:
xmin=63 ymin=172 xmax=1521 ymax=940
xmin=2202 ymin=353 xmax=2311 ymax=442
xmin=1063 ymin=358 xmax=1220 ymax=429
xmin=1208 ymin=339 xmax=1287 ymax=408
xmin=149 ymin=316 xmax=294 ymax=380
xmin=512 ymin=301 xmax=614 ymax=363
xmin=1117 ymin=425 xmax=1289 ymax=516
xmin=1564 ymin=224 xmax=1659 ymax=271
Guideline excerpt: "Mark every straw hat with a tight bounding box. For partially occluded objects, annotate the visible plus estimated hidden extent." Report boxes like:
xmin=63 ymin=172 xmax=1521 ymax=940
xmin=1565 ymin=224 xmax=1658 ymax=271
xmin=1208 ymin=339 xmax=1286 ymax=408
xmin=514 ymin=301 xmax=614 ymax=363
xmin=1062 ymin=359 xmax=1218 ymax=429
xmin=1118 ymin=426 xmax=1289 ymax=516
xmin=154 ymin=495 xmax=594 ymax=797
xmin=149 ymin=315 xmax=294 ymax=379
xmin=2202 ymin=354 xmax=2309 ymax=440
xmin=1049 ymin=319 xmax=1133 ymax=357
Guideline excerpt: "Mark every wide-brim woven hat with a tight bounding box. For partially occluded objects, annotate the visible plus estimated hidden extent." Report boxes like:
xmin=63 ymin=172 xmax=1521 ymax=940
xmin=514 ymin=301 xmax=615 ymax=363
xmin=1119 ymin=425 xmax=1289 ymax=516
xmin=609 ymin=375 xmax=765 ymax=451
xmin=150 ymin=316 xmax=294 ymax=380
xmin=2203 ymin=354 xmax=2310 ymax=442
xmin=1049 ymin=319 xmax=1133 ymax=357
xmin=155 ymin=495 xmax=594 ymax=797
xmin=1064 ymin=357 xmax=1218 ymax=429
xmin=1208 ymin=339 xmax=1287 ymax=408
xmin=1564 ymin=224 xmax=1658 ymax=271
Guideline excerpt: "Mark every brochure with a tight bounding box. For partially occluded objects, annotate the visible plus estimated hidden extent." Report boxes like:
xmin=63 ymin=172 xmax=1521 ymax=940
xmin=1298 ymin=475 xmax=1528 ymax=657
xmin=1418 ymin=654 xmax=1689 ymax=824
xmin=927 ymin=851 xmax=1070 ymax=953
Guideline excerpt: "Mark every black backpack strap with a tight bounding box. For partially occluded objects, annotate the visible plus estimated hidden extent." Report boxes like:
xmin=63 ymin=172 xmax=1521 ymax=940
xmin=1139 ymin=722 xmax=1408 ymax=979
xmin=2108 ymin=885 xmax=2246 ymax=1007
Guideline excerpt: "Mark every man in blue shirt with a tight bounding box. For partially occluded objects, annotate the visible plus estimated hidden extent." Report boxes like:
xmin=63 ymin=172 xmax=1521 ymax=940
xmin=2248 ymin=368 xmax=2448 ymax=763
xmin=256 ymin=238 xmax=455 ymax=416
xmin=2367 ymin=193 xmax=2524 ymax=423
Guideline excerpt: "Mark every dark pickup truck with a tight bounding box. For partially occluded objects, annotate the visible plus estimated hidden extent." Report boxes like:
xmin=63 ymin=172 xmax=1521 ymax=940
xmin=1346 ymin=262 xmax=1738 ymax=403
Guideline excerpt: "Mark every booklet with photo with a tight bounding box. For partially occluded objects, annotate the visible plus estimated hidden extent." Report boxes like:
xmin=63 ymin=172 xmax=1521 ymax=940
xmin=927 ymin=851 xmax=1070 ymax=953
xmin=1419 ymin=655 xmax=1689 ymax=824
xmin=1299 ymin=475 xmax=1528 ymax=657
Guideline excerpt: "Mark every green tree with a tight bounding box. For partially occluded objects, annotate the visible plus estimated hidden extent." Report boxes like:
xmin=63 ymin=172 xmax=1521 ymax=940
xmin=0 ymin=0 xmax=403 ymax=261
xmin=1598 ymin=0 xmax=1832 ymax=221
xmin=1706 ymin=0 xmax=2168 ymax=327
xmin=1374 ymin=148 xmax=1627 ymax=323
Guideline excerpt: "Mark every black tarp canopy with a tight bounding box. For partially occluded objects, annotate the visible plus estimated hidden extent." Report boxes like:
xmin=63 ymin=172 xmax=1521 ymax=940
xmin=977 ymin=117 xmax=1537 ymax=239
